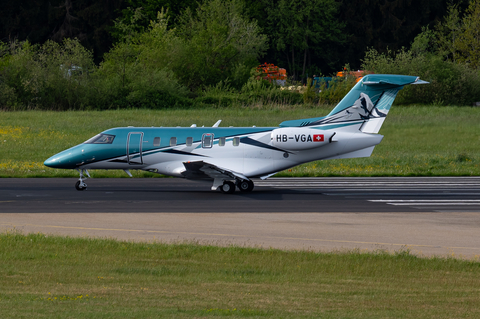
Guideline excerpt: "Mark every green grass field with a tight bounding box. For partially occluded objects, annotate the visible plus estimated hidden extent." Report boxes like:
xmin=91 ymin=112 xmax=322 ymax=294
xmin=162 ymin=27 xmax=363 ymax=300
xmin=0 ymin=105 xmax=479 ymax=177
xmin=2 ymin=107 xmax=479 ymax=318
xmin=1 ymin=231 xmax=479 ymax=319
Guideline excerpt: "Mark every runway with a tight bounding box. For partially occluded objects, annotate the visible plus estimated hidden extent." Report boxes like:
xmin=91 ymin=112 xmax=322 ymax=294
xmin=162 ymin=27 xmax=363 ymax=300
xmin=1 ymin=177 xmax=480 ymax=258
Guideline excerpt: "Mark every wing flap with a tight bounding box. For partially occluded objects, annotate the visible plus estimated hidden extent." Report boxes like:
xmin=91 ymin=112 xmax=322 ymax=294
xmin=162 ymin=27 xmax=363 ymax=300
xmin=182 ymin=161 xmax=248 ymax=181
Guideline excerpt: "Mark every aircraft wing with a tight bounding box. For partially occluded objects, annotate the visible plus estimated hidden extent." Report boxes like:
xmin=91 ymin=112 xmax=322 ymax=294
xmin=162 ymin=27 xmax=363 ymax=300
xmin=182 ymin=161 xmax=249 ymax=181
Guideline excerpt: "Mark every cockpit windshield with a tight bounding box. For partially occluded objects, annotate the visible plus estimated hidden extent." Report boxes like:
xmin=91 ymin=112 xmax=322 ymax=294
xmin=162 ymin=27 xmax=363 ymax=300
xmin=84 ymin=134 xmax=115 ymax=144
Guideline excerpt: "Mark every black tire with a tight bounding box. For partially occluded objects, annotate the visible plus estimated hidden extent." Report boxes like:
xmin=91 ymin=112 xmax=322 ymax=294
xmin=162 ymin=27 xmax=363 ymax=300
xmin=75 ymin=181 xmax=87 ymax=191
xmin=220 ymin=181 xmax=235 ymax=194
xmin=238 ymin=180 xmax=254 ymax=192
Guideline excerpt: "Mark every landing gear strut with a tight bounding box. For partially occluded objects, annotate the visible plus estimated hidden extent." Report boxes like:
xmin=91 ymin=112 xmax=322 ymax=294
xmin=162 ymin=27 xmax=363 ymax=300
xmin=75 ymin=169 xmax=89 ymax=191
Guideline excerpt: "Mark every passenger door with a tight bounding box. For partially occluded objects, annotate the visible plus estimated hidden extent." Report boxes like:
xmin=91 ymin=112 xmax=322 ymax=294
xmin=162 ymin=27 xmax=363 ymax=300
xmin=127 ymin=132 xmax=143 ymax=165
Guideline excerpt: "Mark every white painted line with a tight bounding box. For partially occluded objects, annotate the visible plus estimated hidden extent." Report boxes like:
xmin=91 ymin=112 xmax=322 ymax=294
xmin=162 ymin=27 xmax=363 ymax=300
xmin=262 ymin=183 xmax=480 ymax=186
xmin=386 ymin=203 xmax=480 ymax=206
xmin=258 ymin=184 xmax=480 ymax=188
xmin=368 ymin=200 xmax=480 ymax=206
xmin=370 ymin=200 xmax=480 ymax=202
xmin=326 ymin=193 xmax=480 ymax=197
xmin=262 ymin=187 xmax=479 ymax=192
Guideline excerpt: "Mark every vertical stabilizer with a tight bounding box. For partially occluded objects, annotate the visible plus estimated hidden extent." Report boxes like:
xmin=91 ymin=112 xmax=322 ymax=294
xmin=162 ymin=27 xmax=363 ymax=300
xmin=279 ymin=74 xmax=427 ymax=131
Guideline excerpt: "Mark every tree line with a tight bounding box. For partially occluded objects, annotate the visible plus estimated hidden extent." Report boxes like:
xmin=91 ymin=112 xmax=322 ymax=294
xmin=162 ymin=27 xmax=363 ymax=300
xmin=1 ymin=0 xmax=480 ymax=109
xmin=1 ymin=0 xmax=463 ymax=77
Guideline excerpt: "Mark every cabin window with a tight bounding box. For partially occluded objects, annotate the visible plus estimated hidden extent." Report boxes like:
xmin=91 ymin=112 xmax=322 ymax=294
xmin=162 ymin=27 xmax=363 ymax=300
xmin=153 ymin=137 xmax=161 ymax=147
xmin=186 ymin=137 xmax=193 ymax=146
xmin=218 ymin=137 xmax=225 ymax=147
xmin=233 ymin=137 xmax=240 ymax=146
xmin=84 ymin=134 xmax=115 ymax=144
xmin=170 ymin=137 xmax=177 ymax=146
xmin=202 ymin=133 xmax=214 ymax=149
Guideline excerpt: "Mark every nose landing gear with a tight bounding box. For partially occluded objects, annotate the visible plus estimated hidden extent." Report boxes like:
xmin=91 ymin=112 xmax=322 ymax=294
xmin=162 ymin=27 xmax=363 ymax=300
xmin=75 ymin=180 xmax=87 ymax=191
xmin=75 ymin=169 xmax=90 ymax=191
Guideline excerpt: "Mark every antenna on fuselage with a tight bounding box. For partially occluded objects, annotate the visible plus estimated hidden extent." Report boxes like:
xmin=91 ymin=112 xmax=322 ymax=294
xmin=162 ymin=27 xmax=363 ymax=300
xmin=212 ymin=120 xmax=222 ymax=127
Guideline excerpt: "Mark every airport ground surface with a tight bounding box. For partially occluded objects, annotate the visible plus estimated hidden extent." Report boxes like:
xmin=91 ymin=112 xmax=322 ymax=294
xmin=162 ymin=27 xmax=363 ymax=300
xmin=1 ymin=177 xmax=480 ymax=259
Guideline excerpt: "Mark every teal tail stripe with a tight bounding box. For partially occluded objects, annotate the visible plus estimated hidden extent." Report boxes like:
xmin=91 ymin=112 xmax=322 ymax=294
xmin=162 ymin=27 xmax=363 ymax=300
xmin=280 ymin=74 xmax=421 ymax=128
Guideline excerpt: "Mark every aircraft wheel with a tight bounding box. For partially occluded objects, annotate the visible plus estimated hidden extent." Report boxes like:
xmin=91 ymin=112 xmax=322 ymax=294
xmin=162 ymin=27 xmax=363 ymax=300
xmin=75 ymin=181 xmax=87 ymax=191
xmin=238 ymin=180 xmax=254 ymax=192
xmin=220 ymin=181 xmax=235 ymax=194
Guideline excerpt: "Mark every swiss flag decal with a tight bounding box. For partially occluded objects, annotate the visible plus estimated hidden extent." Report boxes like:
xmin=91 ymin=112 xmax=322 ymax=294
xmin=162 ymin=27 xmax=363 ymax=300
xmin=313 ymin=134 xmax=324 ymax=142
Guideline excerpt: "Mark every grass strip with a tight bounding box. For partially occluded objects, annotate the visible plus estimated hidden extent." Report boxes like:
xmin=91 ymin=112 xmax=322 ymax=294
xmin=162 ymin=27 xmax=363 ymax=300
xmin=0 ymin=105 xmax=479 ymax=177
xmin=1 ymin=231 xmax=479 ymax=318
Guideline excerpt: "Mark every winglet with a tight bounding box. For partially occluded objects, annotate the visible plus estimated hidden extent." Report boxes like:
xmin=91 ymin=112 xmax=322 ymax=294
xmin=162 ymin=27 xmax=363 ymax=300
xmin=212 ymin=120 xmax=222 ymax=127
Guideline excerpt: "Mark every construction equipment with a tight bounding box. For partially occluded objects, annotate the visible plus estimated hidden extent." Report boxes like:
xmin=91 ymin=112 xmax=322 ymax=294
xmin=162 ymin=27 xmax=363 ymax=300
xmin=256 ymin=63 xmax=287 ymax=85
xmin=336 ymin=69 xmax=370 ymax=83
xmin=313 ymin=70 xmax=372 ymax=90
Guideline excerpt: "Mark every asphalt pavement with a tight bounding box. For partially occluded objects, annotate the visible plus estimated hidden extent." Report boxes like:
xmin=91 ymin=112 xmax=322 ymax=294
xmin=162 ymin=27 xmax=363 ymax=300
xmin=1 ymin=177 xmax=479 ymax=258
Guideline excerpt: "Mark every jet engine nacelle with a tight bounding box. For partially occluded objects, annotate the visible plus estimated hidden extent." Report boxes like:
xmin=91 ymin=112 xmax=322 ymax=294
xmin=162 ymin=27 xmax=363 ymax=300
xmin=271 ymin=128 xmax=334 ymax=151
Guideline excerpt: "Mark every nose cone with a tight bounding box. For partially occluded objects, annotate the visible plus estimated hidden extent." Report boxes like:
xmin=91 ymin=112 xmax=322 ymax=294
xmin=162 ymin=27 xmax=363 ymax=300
xmin=44 ymin=146 xmax=84 ymax=169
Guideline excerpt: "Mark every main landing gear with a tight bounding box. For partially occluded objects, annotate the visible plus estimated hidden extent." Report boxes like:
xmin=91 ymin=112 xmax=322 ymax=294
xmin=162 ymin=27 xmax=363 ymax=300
xmin=219 ymin=179 xmax=255 ymax=194
xmin=238 ymin=180 xmax=254 ymax=192
xmin=219 ymin=181 xmax=235 ymax=194
xmin=75 ymin=169 xmax=89 ymax=191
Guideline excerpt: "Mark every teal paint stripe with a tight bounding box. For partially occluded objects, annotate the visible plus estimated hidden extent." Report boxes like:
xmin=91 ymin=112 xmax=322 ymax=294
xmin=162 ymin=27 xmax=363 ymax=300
xmin=310 ymin=121 xmax=363 ymax=130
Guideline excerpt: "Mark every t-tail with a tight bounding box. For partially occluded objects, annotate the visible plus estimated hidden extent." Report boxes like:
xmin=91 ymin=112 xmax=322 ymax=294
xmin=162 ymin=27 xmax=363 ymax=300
xmin=279 ymin=74 xmax=428 ymax=133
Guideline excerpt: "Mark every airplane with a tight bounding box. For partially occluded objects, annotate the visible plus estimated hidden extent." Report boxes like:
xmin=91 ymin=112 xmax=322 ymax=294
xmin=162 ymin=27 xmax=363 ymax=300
xmin=44 ymin=74 xmax=427 ymax=193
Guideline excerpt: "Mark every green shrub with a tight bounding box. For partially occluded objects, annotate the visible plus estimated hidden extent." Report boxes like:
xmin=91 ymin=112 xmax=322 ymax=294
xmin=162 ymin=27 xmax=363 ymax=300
xmin=362 ymin=48 xmax=480 ymax=105
xmin=195 ymin=80 xmax=239 ymax=107
xmin=175 ymin=0 xmax=267 ymax=91
xmin=0 ymin=39 xmax=96 ymax=110
xmin=196 ymin=78 xmax=303 ymax=107
xmin=303 ymin=78 xmax=317 ymax=103
xmin=317 ymin=76 xmax=357 ymax=105
xmin=240 ymin=79 xmax=303 ymax=105
xmin=0 ymin=82 xmax=18 ymax=109
xmin=124 ymin=68 xmax=191 ymax=109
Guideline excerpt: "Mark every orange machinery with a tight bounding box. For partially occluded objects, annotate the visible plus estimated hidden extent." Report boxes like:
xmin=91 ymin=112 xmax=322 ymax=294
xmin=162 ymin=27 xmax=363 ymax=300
xmin=336 ymin=70 xmax=371 ymax=83
xmin=256 ymin=63 xmax=287 ymax=82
